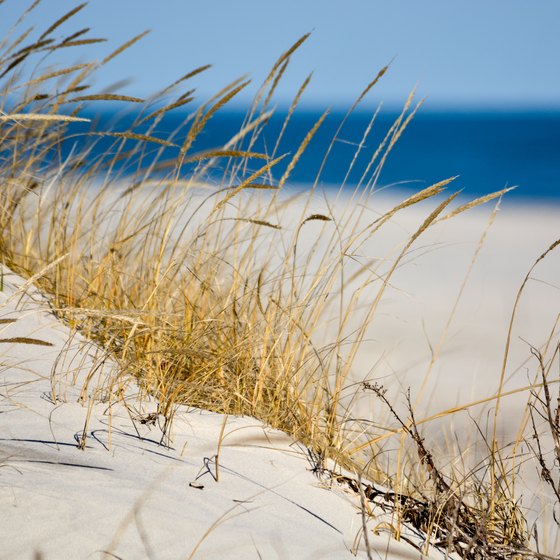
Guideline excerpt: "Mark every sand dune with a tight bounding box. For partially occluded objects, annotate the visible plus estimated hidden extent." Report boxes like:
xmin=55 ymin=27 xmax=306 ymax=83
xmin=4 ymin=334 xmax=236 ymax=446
xmin=0 ymin=191 xmax=558 ymax=558
xmin=0 ymin=265 xmax=441 ymax=559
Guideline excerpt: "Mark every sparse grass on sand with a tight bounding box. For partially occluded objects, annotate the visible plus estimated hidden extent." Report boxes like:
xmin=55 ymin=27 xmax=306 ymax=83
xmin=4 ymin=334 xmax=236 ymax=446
xmin=0 ymin=3 xmax=559 ymax=558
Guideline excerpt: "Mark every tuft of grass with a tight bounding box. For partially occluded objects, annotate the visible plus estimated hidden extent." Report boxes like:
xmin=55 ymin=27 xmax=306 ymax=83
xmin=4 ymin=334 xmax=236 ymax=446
xmin=0 ymin=3 xmax=558 ymax=558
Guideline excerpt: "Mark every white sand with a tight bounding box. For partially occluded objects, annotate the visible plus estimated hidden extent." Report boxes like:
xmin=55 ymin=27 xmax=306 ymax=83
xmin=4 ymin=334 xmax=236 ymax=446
xmin=0 ymin=190 xmax=558 ymax=558
xmin=0 ymin=266 xmax=441 ymax=559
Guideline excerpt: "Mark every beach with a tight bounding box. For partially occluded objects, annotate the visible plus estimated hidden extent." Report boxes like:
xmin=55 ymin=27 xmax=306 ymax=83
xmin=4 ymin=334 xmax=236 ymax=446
xmin=1 ymin=189 xmax=558 ymax=559
xmin=1 ymin=1 xmax=559 ymax=556
xmin=0 ymin=260 xmax=445 ymax=559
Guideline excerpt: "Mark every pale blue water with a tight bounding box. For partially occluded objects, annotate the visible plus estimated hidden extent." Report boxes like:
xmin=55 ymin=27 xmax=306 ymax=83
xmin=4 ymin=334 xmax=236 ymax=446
xmin=69 ymin=107 xmax=560 ymax=203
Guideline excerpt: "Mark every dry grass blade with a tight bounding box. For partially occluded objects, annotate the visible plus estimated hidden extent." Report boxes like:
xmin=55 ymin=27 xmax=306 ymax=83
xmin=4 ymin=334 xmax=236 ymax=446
xmin=382 ymin=177 xmax=456 ymax=217
xmin=231 ymin=218 xmax=281 ymax=230
xmin=0 ymin=38 xmax=55 ymax=78
xmin=11 ymin=0 xmax=42 ymax=29
xmin=260 ymin=33 xmax=310 ymax=97
xmin=88 ymin=131 xmax=178 ymax=147
xmin=56 ymin=37 xmax=107 ymax=49
xmin=6 ymin=37 xmax=54 ymax=60
xmin=186 ymin=502 xmax=250 ymax=560
xmin=16 ymin=64 xmax=90 ymax=89
xmin=402 ymin=192 xmax=460 ymax=250
xmin=194 ymin=110 xmax=274 ymax=179
xmin=173 ymin=64 xmax=212 ymax=87
xmin=215 ymin=155 xmax=287 ymax=210
xmin=301 ymin=214 xmax=332 ymax=225
xmin=279 ymin=109 xmax=329 ymax=187
xmin=340 ymin=106 xmax=380 ymax=193
xmin=226 ymin=110 xmax=273 ymax=152
xmin=0 ymin=337 xmax=53 ymax=346
xmin=181 ymin=150 xmax=268 ymax=164
xmin=436 ymin=186 xmax=516 ymax=222
xmin=263 ymin=56 xmax=290 ymax=110
xmin=102 ymin=30 xmax=150 ymax=65
xmin=60 ymin=28 xmax=91 ymax=45
xmin=271 ymin=72 xmax=313 ymax=160
xmin=312 ymin=64 xmax=389 ymax=190
xmin=66 ymin=93 xmax=144 ymax=103
xmin=180 ymin=79 xmax=251 ymax=156
xmin=366 ymin=93 xmax=423 ymax=189
xmin=0 ymin=113 xmax=90 ymax=123
xmin=350 ymin=64 xmax=390 ymax=113
xmin=38 ymin=3 xmax=87 ymax=41
xmin=230 ymin=183 xmax=278 ymax=191
xmin=0 ymin=25 xmax=32 ymax=60
xmin=344 ymin=178 xmax=455 ymax=256
xmin=242 ymin=33 xmax=311 ymax=144
xmin=137 ymin=96 xmax=195 ymax=125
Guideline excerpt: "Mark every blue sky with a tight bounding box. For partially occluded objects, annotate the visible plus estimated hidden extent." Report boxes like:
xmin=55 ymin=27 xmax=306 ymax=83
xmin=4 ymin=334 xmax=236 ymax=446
xmin=3 ymin=1 xmax=560 ymax=109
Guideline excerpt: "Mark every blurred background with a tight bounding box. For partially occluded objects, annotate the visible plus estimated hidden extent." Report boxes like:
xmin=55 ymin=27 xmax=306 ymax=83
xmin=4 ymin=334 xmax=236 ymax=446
xmin=2 ymin=0 xmax=560 ymax=199
xmin=3 ymin=0 xmax=560 ymax=108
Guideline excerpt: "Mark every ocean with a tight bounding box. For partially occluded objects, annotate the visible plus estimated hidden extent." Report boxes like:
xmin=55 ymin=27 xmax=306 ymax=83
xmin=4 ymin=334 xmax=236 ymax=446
xmin=68 ymin=107 xmax=560 ymax=203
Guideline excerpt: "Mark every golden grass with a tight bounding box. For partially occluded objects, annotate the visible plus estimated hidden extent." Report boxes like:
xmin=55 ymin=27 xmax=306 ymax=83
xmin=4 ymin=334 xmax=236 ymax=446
xmin=1 ymin=3 xmax=558 ymax=558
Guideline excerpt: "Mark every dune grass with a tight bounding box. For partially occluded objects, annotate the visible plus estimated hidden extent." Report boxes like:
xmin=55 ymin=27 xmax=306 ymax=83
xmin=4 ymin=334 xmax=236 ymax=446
xmin=0 ymin=3 xmax=559 ymax=558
